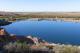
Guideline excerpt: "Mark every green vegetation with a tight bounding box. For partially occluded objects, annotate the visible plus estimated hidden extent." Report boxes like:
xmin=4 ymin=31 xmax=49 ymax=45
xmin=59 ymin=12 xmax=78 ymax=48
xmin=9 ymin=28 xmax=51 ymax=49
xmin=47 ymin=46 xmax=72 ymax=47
xmin=3 ymin=42 xmax=80 ymax=53
xmin=4 ymin=42 xmax=31 ymax=53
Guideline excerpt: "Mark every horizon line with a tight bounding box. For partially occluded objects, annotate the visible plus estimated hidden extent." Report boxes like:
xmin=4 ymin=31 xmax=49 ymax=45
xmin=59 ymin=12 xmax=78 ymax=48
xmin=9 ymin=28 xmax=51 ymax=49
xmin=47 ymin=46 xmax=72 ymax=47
xmin=1 ymin=11 xmax=80 ymax=13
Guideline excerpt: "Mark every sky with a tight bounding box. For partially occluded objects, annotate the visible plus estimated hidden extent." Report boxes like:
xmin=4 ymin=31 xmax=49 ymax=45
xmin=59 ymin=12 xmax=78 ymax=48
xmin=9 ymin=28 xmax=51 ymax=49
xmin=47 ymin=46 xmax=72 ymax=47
xmin=0 ymin=0 xmax=80 ymax=12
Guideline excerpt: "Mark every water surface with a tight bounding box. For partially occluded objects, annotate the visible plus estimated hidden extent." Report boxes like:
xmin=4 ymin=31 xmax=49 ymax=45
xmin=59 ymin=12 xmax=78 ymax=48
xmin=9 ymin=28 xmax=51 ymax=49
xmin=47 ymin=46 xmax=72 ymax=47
xmin=4 ymin=20 xmax=80 ymax=45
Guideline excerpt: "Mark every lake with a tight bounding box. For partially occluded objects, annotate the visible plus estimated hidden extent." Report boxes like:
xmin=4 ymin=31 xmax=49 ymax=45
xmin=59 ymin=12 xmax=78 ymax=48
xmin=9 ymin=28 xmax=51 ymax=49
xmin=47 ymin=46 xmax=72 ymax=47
xmin=3 ymin=20 xmax=80 ymax=45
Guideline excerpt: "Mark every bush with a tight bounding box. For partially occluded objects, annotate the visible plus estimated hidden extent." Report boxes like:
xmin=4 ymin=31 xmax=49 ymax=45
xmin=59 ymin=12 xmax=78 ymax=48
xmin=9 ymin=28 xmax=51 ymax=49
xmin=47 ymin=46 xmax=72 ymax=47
xmin=3 ymin=42 xmax=31 ymax=53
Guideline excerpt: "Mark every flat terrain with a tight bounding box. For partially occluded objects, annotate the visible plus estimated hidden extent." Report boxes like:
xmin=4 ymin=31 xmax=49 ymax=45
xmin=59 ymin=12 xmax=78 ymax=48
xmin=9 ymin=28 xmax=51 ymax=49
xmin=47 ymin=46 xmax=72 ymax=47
xmin=1 ymin=12 xmax=80 ymax=18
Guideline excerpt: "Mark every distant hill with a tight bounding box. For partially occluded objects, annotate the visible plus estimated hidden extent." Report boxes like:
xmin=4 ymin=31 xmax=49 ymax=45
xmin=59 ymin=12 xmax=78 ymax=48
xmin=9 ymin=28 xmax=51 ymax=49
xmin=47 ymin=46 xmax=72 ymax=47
xmin=0 ymin=11 xmax=19 ymax=16
xmin=0 ymin=11 xmax=80 ymax=18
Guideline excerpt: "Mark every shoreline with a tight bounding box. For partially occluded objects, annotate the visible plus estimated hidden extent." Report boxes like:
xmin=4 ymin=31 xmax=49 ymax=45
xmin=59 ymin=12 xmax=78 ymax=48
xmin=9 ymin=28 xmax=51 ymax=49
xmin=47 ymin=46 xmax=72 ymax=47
xmin=7 ymin=18 xmax=80 ymax=22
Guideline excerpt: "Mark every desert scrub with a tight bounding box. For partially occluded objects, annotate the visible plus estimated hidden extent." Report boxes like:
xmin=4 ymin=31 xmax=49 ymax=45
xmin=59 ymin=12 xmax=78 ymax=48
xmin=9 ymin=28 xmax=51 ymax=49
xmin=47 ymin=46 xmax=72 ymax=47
xmin=53 ymin=44 xmax=79 ymax=53
xmin=3 ymin=41 xmax=80 ymax=53
xmin=61 ymin=46 xmax=78 ymax=53
xmin=3 ymin=42 xmax=31 ymax=53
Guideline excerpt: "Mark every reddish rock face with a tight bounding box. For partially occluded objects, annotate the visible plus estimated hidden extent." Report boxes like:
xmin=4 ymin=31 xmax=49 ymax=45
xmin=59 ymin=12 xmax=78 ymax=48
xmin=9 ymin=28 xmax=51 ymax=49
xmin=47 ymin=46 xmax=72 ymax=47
xmin=0 ymin=28 xmax=7 ymax=35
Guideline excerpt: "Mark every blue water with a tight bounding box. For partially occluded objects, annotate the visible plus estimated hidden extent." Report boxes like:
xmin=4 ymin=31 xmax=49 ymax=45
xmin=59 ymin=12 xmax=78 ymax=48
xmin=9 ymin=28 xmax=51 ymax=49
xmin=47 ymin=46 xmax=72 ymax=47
xmin=4 ymin=20 xmax=80 ymax=45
